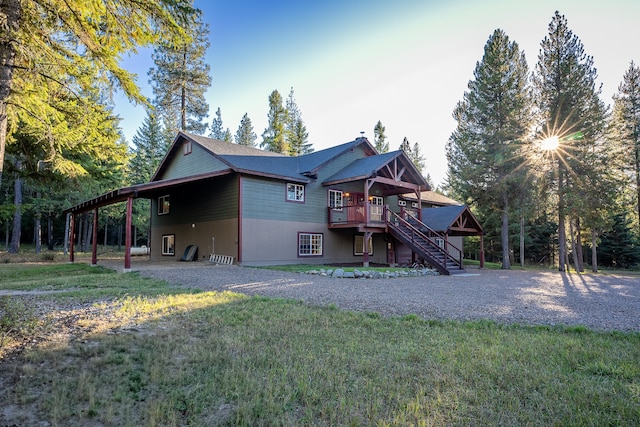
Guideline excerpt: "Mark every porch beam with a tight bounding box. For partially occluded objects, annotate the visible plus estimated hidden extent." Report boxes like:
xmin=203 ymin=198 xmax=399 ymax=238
xmin=370 ymin=176 xmax=420 ymax=190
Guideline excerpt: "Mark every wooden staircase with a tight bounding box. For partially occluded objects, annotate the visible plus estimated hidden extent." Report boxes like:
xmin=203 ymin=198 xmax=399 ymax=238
xmin=386 ymin=211 xmax=465 ymax=275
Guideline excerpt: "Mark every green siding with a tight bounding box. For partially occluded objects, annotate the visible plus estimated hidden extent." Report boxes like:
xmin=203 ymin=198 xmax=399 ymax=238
xmin=159 ymin=143 xmax=229 ymax=180
xmin=152 ymin=174 xmax=238 ymax=227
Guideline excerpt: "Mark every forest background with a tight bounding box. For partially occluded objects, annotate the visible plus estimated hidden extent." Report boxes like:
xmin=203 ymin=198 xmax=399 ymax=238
xmin=0 ymin=1 xmax=638 ymax=271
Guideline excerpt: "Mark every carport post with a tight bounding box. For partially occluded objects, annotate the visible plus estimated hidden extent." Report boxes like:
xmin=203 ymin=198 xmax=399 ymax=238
xmin=480 ymin=235 xmax=485 ymax=269
xmin=124 ymin=196 xmax=133 ymax=272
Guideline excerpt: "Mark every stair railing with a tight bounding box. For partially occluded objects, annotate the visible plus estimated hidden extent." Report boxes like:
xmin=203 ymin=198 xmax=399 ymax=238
xmin=386 ymin=209 xmax=463 ymax=270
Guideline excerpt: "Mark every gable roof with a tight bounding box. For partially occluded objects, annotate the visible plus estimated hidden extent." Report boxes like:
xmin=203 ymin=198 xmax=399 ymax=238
xmin=422 ymin=205 xmax=483 ymax=236
xmin=323 ymin=150 xmax=429 ymax=194
xmin=153 ymin=132 xmax=384 ymax=184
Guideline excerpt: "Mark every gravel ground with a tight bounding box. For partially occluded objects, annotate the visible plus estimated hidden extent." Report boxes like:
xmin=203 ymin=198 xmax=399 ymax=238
xmin=100 ymin=260 xmax=640 ymax=332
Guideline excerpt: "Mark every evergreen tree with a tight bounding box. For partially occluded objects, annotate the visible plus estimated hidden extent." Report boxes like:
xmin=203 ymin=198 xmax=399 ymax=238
xmin=399 ymin=137 xmax=411 ymax=154
xmin=261 ymin=90 xmax=288 ymax=154
xmin=0 ymin=0 xmax=195 ymax=188
xmin=532 ymin=11 xmax=609 ymax=272
xmin=209 ymin=107 xmax=232 ymax=141
xmin=447 ymin=29 xmax=533 ymax=269
xmin=610 ymin=62 xmax=640 ymax=232
xmin=149 ymin=6 xmax=211 ymax=134
xmin=235 ymin=113 xmax=257 ymax=147
xmin=129 ymin=110 xmax=171 ymax=185
xmin=598 ymin=212 xmax=640 ymax=268
xmin=411 ymin=142 xmax=426 ymax=175
xmin=285 ymin=88 xmax=313 ymax=156
xmin=374 ymin=121 xmax=389 ymax=153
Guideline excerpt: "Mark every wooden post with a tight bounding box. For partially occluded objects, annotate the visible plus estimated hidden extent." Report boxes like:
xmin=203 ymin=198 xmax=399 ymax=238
xmin=480 ymin=234 xmax=485 ymax=269
xmin=362 ymin=231 xmax=372 ymax=267
xmin=91 ymin=208 xmax=98 ymax=266
xmin=124 ymin=196 xmax=133 ymax=272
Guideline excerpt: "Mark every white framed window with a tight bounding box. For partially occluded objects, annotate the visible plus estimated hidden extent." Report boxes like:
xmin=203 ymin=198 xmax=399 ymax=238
xmin=162 ymin=234 xmax=175 ymax=256
xmin=298 ymin=232 xmax=323 ymax=257
xmin=354 ymin=235 xmax=374 ymax=256
xmin=287 ymin=183 xmax=305 ymax=202
xmin=183 ymin=140 xmax=192 ymax=155
xmin=436 ymin=238 xmax=445 ymax=249
xmin=328 ymin=189 xmax=343 ymax=210
xmin=158 ymin=195 xmax=170 ymax=215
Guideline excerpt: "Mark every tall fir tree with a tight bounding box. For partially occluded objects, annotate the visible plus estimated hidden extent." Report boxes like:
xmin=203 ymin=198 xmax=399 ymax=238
xmin=261 ymin=90 xmax=288 ymax=154
xmin=149 ymin=6 xmax=211 ymax=134
xmin=446 ymin=28 xmax=533 ymax=269
xmin=0 ymin=0 xmax=195 ymax=188
xmin=235 ymin=113 xmax=257 ymax=147
xmin=129 ymin=110 xmax=171 ymax=185
xmin=209 ymin=107 xmax=232 ymax=141
xmin=532 ymin=11 xmax=608 ymax=272
xmin=373 ymin=121 xmax=389 ymax=153
xmin=285 ymin=88 xmax=313 ymax=156
xmin=610 ymin=61 xmax=640 ymax=233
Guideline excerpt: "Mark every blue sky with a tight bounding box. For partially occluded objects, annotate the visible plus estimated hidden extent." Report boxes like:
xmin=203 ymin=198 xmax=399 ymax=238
xmin=115 ymin=0 xmax=640 ymax=187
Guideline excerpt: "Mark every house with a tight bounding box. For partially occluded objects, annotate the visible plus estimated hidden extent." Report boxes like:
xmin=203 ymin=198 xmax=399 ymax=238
xmin=65 ymin=132 xmax=483 ymax=274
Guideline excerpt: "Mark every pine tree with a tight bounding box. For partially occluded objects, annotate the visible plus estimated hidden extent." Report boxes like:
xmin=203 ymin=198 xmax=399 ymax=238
xmin=129 ymin=110 xmax=171 ymax=185
xmin=209 ymin=107 xmax=232 ymax=141
xmin=235 ymin=113 xmax=257 ymax=146
xmin=373 ymin=121 xmax=389 ymax=153
xmin=285 ymin=88 xmax=313 ymax=156
xmin=446 ymin=28 xmax=533 ymax=269
xmin=0 ymin=0 xmax=195 ymax=188
xmin=400 ymin=137 xmax=411 ymax=154
xmin=261 ymin=90 xmax=288 ymax=154
xmin=532 ymin=11 xmax=608 ymax=272
xmin=149 ymin=6 xmax=211 ymax=134
xmin=411 ymin=142 xmax=426 ymax=175
xmin=610 ymin=62 xmax=640 ymax=232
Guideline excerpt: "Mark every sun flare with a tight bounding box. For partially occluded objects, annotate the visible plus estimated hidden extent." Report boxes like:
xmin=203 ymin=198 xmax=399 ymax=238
xmin=540 ymin=136 xmax=559 ymax=151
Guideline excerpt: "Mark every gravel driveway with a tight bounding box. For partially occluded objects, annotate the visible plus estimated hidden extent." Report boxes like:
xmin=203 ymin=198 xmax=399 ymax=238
xmin=104 ymin=260 xmax=640 ymax=332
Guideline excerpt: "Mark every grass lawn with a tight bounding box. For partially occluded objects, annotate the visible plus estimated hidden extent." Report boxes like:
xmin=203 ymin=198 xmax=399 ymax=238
xmin=1 ymin=263 xmax=639 ymax=426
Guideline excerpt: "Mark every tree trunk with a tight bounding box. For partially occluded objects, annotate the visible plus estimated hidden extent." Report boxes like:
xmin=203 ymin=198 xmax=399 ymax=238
xmin=104 ymin=217 xmax=108 ymax=247
xmin=558 ymin=168 xmax=567 ymax=272
xmin=64 ymin=212 xmax=70 ymax=255
xmin=9 ymin=163 xmax=22 ymax=253
xmin=84 ymin=213 xmax=92 ymax=252
xmin=591 ymin=228 xmax=598 ymax=273
xmin=574 ymin=217 xmax=584 ymax=272
xmin=569 ymin=219 xmax=579 ymax=273
xmin=34 ymin=215 xmax=41 ymax=254
xmin=0 ymin=0 xmax=22 ymax=190
xmin=47 ymin=213 xmax=54 ymax=250
xmin=501 ymin=195 xmax=510 ymax=269
xmin=520 ymin=214 xmax=525 ymax=268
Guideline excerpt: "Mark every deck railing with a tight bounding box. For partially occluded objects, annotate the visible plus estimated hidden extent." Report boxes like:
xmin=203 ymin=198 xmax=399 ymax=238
xmin=328 ymin=203 xmax=386 ymax=226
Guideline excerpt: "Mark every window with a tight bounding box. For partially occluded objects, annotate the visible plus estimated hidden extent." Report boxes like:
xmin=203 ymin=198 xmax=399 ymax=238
xmin=370 ymin=196 xmax=384 ymax=221
xmin=298 ymin=232 xmax=323 ymax=256
xmin=435 ymin=238 xmax=445 ymax=249
xmin=158 ymin=195 xmax=170 ymax=215
xmin=162 ymin=234 xmax=175 ymax=256
xmin=287 ymin=183 xmax=305 ymax=202
xmin=354 ymin=235 xmax=374 ymax=256
xmin=328 ymin=189 xmax=343 ymax=210
xmin=183 ymin=140 xmax=192 ymax=155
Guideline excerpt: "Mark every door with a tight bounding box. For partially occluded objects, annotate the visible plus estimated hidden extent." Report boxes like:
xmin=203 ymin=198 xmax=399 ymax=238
xmin=370 ymin=196 xmax=384 ymax=221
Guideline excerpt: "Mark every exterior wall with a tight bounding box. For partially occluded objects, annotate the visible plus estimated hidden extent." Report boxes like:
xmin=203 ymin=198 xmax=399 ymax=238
xmin=149 ymin=174 xmax=239 ymax=261
xmin=158 ymin=143 xmax=230 ymax=180
xmin=240 ymin=218 xmax=388 ymax=266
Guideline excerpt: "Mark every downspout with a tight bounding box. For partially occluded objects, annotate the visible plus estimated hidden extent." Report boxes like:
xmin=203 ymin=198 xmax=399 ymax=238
xmin=237 ymin=174 xmax=242 ymax=263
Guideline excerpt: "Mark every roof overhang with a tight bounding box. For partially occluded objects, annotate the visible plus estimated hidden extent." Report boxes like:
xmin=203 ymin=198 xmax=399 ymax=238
xmin=64 ymin=169 xmax=234 ymax=214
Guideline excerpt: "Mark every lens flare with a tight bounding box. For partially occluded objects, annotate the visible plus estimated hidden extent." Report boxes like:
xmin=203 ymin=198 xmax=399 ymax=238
xmin=540 ymin=136 xmax=559 ymax=151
